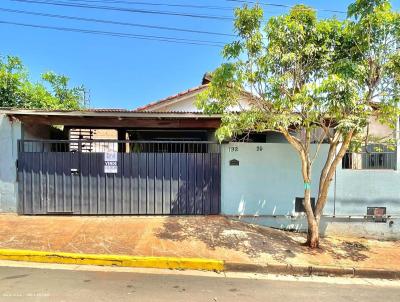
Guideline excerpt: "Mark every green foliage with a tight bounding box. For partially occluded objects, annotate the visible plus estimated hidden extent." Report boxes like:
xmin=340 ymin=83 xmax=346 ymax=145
xmin=348 ymin=0 xmax=389 ymax=18
xmin=0 ymin=55 xmax=84 ymax=110
xmin=197 ymin=0 xmax=400 ymax=244
xmin=197 ymin=1 xmax=400 ymax=146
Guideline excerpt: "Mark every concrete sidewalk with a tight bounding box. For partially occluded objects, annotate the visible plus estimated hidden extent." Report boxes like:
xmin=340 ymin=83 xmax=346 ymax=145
xmin=0 ymin=214 xmax=399 ymax=271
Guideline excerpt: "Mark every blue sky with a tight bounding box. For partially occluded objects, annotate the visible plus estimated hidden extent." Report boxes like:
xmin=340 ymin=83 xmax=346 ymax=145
xmin=1 ymin=0 xmax=399 ymax=109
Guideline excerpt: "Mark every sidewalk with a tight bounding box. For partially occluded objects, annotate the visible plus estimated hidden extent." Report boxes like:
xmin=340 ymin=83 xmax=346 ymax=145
xmin=0 ymin=214 xmax=399 ymax=272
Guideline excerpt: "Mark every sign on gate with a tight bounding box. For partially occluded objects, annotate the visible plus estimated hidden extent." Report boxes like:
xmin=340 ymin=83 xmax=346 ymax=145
xmin=104 ymin=152 xmax=118 ymax=173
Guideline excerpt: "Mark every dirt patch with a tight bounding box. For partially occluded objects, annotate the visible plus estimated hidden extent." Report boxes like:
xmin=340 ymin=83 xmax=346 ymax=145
xmin=156 ymin=217 xmax=307 ymax=260
xmin=156 ymin=217 xmax=372 ymax=262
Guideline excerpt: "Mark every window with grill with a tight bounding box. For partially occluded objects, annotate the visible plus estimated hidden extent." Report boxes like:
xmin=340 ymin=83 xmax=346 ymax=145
xmin=342 ymin=144 xmax=397 ymax=170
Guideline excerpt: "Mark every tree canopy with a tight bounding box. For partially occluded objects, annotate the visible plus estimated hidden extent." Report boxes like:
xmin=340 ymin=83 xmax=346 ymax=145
xmin=0 ymin=55 xmax=85 ymax=110
xmin=197 ymin=0 xmax=400 ymax=247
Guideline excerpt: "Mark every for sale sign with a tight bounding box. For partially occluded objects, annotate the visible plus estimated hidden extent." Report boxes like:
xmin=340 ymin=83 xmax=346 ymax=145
xmin=104 ymin=152 xmax=118 ymax=173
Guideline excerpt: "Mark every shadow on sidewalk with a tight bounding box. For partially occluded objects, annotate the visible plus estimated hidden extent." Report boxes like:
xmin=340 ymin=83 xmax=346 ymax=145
xmin=156 ymin=217 xmax=370 ymax=262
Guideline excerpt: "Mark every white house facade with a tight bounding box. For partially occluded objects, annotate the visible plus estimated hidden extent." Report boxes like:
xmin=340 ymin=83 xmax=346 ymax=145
xmin=0 ymin=75 xmax=399 ymax=239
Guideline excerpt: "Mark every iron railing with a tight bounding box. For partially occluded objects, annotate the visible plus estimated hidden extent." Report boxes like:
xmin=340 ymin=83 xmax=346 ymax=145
xmin=18 ymin=140 xmax=221 ymax=154
xmin=342 ymin=151 xmax=397 ymax=170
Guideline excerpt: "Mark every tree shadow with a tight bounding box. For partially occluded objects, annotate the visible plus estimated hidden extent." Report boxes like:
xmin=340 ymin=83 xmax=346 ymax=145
xmin=156 ymin=217 xmax=371 ymax=262
xmin=328 ymin=241 xmax=370 ymax=261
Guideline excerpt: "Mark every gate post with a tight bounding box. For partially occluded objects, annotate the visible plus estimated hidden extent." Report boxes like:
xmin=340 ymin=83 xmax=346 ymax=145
xmin=118 ymin=129 xmax=127 ymax=153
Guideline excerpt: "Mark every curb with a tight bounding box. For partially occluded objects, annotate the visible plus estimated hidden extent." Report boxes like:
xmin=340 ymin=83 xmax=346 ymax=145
xmin=0 ymin=249 xmax=398 ymax=279
xmin=0 ymin=249 xmax=224 ymax=272
xmin=225 ymin=262 xmax=400 ymax=279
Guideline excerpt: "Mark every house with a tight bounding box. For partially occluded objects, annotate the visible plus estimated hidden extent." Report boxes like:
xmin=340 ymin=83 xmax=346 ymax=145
xmin=0 ymin=74 xmax=399 ymax=239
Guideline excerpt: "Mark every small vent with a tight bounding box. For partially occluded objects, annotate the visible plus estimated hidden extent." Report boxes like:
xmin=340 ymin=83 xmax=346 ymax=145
xmin=295 ymin=197 xmax=316 ymax=213
xmin=367 ymin=207 xmax=387 ymax=223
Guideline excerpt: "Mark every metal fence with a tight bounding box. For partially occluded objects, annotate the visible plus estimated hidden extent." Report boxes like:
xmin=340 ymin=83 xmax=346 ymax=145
xmin=17 ymin=139 xmax=221 ymax=215
xmin=18 ymin=140 xmax=221 ymax=154
xmin=342 ymin=151 xmax=397 ymax=170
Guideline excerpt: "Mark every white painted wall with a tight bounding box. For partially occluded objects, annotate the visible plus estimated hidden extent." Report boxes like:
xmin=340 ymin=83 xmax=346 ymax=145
xmin=236 ymin=216 xmax=400 ymax=240
xmin=333 ymin=169 xmax=400 ymax=215
xmin=147 ymin=92 xmax=252 ymax=113
xmin=0 ymin=115 xmax=55 ymax=213
xmin=221 ymin=142 xmax=331 ymax=216
xmin=221 ymin=142 xmax=400 ymax=239
xmin=221 ymin=142 xmax=400 ymax=216
xmin=0 ymin=114 xmax=21 ymax=212
xmin=158 ymin=94 xmax=203 ymax=112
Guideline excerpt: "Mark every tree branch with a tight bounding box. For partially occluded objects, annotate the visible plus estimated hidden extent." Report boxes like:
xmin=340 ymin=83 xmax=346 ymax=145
xmin=315 ymin=130 xmax=354 ymax=217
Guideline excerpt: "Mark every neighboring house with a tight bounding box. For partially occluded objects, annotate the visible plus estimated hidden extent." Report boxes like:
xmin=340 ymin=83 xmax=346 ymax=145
xmin=0 ymin=74 xmax=399 ymax=239
xmin=134 ymin=82 xmax=252 ymax=114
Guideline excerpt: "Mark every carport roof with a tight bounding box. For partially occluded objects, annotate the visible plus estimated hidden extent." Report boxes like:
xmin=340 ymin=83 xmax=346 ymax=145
xmin=0 ymin=108 xmax=221 ymax=129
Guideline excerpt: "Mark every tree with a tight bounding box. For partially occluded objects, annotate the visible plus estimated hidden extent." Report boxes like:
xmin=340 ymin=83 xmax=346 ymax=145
xmin=197 ymin=0 xmax=400 ymax=248
xmin=0 ymin=55 xmax=84 ymax=109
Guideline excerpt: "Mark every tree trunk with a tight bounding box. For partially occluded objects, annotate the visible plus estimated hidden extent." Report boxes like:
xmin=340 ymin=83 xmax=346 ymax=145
xmin=281 ymin=128 xmax=355 ymax=249
xmin=310 ymin=131 xmax=354 ymax=248
xmin=306 ymin=215 xmax=320 ymax=248
xmin=303 ymin=187 xmax=320 ymax=248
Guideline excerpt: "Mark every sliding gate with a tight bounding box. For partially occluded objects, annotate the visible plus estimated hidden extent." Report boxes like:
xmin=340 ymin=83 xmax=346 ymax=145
xmin=17 ymin=140 xmax=221 ymax=215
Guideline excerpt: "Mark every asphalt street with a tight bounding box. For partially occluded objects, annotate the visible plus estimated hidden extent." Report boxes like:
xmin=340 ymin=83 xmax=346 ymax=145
xmin=0 ymin=263 xmax=399 ymax=302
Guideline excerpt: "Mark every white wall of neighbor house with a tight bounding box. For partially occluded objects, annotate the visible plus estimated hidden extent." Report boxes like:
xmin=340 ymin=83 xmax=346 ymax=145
xmin=0 ymin=114 xmax=21 ymax=212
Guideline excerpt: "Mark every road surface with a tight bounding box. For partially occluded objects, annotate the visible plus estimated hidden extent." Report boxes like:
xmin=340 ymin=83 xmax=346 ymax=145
xmin=0 ymin=262 xmax=399 ymax=301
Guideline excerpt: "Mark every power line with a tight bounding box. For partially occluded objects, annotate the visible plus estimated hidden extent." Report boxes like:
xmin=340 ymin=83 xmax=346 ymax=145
xmin=225 ymin=0 xmax=347 ymax=14
xmin=0 ymin=20 xmax=227 ymax=46
xmin=72 ymin=0 xmax=348 ymax=15
xmin=10 ymin=0 xmax=234 ymax=20
xmin=63 ymin=0 xmax=234 ymax=11
xmin=0 ymin=7 xmax=235 ymax=37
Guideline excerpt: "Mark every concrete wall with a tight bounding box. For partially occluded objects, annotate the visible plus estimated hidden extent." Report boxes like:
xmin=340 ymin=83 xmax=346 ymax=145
xmin=221 ymin=142 xmax=400 ymax=216
xmin=368 ymin=115 xmax=395 ymax=138
xmin=21 ymin=123 xmax=53 ymax=140
xmin=0 ymin=115 xmax=55 ymax=212
xmin=236 ymin=216 xmax=400 ymax=240
xmin=333 ymin=169 xmax=400 ymax=215
xmin=221 ymin=142 xmax=331 ymax=216
xmin=0 ymin=114 xmax=21 ymax=212
xmin=221 ymin=142 xmax=400 ymax=239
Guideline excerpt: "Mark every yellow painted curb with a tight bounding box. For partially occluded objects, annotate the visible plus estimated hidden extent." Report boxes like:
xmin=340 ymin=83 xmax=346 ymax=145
xmin=0 ymin=249 xmax=224 ymax=272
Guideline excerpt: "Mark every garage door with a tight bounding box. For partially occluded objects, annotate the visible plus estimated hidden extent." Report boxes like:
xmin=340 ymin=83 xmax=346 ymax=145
xmin=17 ymin=140 xmax=220 ymax=215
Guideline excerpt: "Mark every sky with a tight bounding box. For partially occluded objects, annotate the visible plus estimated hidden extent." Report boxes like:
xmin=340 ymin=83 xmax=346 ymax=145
xmin=1 ymin=0 xmax=399 ymax=110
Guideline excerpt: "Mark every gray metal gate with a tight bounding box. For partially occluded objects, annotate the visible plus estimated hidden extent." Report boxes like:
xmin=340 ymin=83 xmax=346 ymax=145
xmin=17 ymin=140 xmax=221 ymax=215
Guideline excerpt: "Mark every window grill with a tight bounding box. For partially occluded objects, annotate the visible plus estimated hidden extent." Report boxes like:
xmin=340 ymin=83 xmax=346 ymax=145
xmin=342 ymin=144 xmax=397 ymax=170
